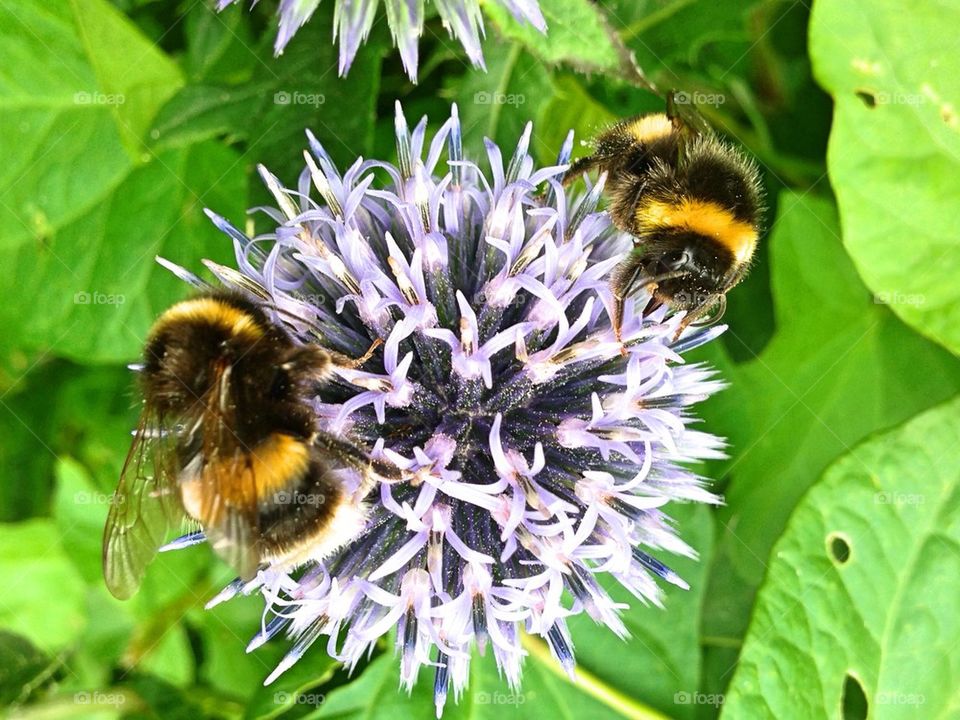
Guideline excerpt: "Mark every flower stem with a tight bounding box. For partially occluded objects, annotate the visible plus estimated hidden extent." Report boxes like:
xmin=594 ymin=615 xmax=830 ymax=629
xmin=520 ymin=633 xmax=674 ymax=720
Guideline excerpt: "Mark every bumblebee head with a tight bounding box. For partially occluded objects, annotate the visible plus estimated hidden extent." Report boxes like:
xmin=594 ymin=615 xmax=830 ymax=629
xmin=649 ymin=231 xmax=735 ymax=305
xmin=141 ymin=295 xmax=271 ymax=415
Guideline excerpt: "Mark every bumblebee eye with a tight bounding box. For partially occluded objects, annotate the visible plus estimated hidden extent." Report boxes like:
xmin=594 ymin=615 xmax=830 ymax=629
xmin=668 ymin=250 xmax=693 ymax=270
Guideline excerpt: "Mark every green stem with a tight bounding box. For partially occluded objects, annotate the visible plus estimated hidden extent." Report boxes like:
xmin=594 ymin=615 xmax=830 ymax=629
xmin=701 ymin=635 xmax=744 ymax=649
xmin=520 ymin=633 xmax=674 ymax=720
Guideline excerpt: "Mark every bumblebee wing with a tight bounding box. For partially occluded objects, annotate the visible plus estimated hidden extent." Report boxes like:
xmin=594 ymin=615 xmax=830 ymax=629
xmin=193 ymin=412 xmax=264 ymax=582
xmin=103 ymin=413 xmax=185 ymax=600
xmin=666 ymin=89 xmax=715 ymax=140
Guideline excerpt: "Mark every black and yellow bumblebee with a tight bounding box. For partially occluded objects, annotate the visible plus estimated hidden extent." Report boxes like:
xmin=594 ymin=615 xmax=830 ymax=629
xmin=103 ymin=289 xmax=393 ymax=600
xmin=563 ymin=92 xmax=765 ymax=340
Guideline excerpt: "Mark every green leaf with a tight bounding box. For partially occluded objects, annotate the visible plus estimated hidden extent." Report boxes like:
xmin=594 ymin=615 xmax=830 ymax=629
xmin=152 ymin=4 xmax=385 ymax=178
xmin=535 ymin=74 xmax=618 ymax=165
xmin=0 ymin=520 xmax=86 ymax=652
xmin=0 ymin=0 xmax=182 ymax=253
xmin=0 ymin=367 xmax=61 ymax=517
xmin=723 ymin=396 xmax=960 ymax=718
xmin=699 ymin=192 xmax=960 ymax=688
xmin=136 ymin=626 xmax=194 ymax=688
xmin=0 ymin=630 xmax=61 ymax=706
xmin=193 ymin=593 xmax=290 ymax=706
xmin=614 ymin=0 xmax=755 ymax=80
xmin=0 ymin=140 xmax=245 ymax=365
xmin=484 ymin=0 xmax=630 ymax=78
xmin=810 ymin=0 xmax=960 ymax=356
xmin=243 ymin=641 xmax=338 ymax=720
xmin=444 ymin=41 xmax=553 ymax=159
xmin=567 ymin=503 xmax=714 ymax=720
xmin=183 ymin=3 xmax=258 ymax=84
xmin=53 ymin=458 xmax=111 ymax=583
xmin=68 ymin=0 xmax=182 ymax=153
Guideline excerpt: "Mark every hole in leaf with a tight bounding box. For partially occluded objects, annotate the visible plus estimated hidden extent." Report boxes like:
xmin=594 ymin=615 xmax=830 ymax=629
xmin=828 ymin=533 xmax=851 ymax=565
xmin=842 ymin=673 xmax=868 ymax=720
xmin=855 ymin=90 xmax=877 ymax=108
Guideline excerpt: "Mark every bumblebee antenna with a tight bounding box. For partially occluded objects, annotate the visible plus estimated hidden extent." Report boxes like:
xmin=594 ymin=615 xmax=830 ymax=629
xmin=672 ymin=293 xmax=726 ymax=340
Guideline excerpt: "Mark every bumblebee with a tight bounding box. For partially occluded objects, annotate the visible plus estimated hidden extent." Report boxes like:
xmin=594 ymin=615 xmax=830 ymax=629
xmin=103 ymin=290 xmax=392 ymax=600
xmin=563 ymin=93 xmax=764 ymax=340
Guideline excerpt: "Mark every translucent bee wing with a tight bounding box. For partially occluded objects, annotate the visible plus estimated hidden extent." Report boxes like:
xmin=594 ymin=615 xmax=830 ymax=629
xmin=103 ymin=414 xmax=186 ymax=600
xmin=194 ymin=447 xmax=264 ymax=583
xmin=666 ymin=89 xmax=715 ymax=139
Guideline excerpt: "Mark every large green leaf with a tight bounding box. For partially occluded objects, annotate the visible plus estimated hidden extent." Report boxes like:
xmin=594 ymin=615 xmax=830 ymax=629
xmin=723 ymin=396 xmax=960 ymax=718
xmin=0 ymin=520 xmax=86 ymax=652
xmin=0 ymin=140 xmax=244 ymax=365
xmin=0 ymin=0 xmax=181 ymax=252
xmin=483 ymin=0 xmax=633 ymax=79
xmin=151 ymin=3 xmax=386 ymax=177
xmin=698 ymin=192 xmax=960 ymax=691
xmin=811 ymin=0 xmax=960 ymax=356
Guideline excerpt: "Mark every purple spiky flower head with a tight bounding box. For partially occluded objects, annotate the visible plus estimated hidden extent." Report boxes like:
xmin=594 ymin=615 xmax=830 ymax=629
xmin=216 ymin=0 xmax=547 ymax=81
xmin=168 ymin=103 xmax=727 ymax=715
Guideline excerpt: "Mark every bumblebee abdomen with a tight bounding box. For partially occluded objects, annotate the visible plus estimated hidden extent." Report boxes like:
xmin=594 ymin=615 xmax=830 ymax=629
xmin=635 ymin=197 xmax=758 ymax=267
xmin=255 ymin=451 xmax=350 ymax=560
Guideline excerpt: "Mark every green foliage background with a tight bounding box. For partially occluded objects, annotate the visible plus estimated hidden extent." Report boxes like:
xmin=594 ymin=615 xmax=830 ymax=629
xmin=1 ymin=0 xmax=958 ymax=718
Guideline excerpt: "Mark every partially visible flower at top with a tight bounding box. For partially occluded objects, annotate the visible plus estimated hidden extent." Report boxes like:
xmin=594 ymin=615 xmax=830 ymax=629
xmin=165 ymin=103 xmax=727 ymax=715
xmin=217 ymin=0 xmax=547 ymax=81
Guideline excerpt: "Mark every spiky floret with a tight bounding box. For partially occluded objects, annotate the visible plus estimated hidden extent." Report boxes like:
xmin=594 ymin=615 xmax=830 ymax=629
xmin=216 ymin=0 xmax=546 ymax=81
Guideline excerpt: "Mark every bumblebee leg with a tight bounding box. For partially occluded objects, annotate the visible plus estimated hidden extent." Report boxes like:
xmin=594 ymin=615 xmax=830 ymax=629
xmin=311 ymin=429 xmax=405 ymax=489
xmin=561 ymin=155 xmax=602 ymax=186
xmin=327 ymin=337 xmax=384 ymax=369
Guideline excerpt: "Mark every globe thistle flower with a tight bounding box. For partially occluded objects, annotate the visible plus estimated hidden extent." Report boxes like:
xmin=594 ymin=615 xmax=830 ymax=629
xmin=216 ymin=0 xmax=547 ymax=81
xmin=163 ymin=104 xmax=726 ymax=715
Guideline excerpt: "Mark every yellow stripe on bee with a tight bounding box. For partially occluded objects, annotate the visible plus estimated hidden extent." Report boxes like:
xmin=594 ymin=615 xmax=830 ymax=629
xmin=185 ymin=434 xmax=312 ymax=524
xmin=247 ymin=433 xmax=312 ymax=497
xmin=154 ymin=297 xmax=266 ymax=343
xmin=625 ymin=114 xmax=674 ymax=144
xmin=636 ymin=199 xmax=758 ymax=264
